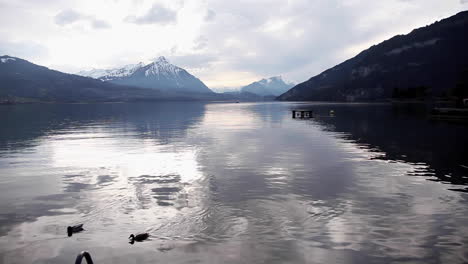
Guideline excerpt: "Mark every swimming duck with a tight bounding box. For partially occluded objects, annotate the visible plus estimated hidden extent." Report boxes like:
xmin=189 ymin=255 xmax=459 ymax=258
xmin=67 ymin=224 xmax=84 ymax=237
xmin=129 ymin=233 xmax=149 ymax=244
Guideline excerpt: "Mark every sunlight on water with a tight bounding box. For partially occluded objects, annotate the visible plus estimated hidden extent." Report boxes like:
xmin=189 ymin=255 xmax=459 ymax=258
xmin=49 ymin=131 xmax=203 ymax=184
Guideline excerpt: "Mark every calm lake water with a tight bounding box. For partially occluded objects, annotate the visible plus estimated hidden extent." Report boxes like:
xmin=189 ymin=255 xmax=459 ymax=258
xmin=0 ymin=102 xmax=467 ymax=264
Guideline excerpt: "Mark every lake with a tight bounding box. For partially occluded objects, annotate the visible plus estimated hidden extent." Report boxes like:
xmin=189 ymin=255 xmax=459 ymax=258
xmin=0 ymin=102 xmax=467 ymax=264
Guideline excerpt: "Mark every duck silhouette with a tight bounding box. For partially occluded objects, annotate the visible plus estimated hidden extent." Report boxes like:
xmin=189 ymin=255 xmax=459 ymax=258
xmin=67 ymin=224 xmax=84 ymax=237
xmin=129 ymin=233 xmax=149 ymax=244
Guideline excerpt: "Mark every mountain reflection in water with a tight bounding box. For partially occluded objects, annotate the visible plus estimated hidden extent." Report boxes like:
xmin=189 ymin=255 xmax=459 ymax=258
xmin=0 ymin=102 xmax=467 ymax=264
xmin=308 ymin=103 xmax=468 ymax=192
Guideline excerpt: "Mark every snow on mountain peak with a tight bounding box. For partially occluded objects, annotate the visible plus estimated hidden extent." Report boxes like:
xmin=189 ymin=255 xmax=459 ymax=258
xmin=0 ymin=56 xmax=16 ymax=63
xmin=144 ymin=56 xmax=183 ymax=78
xmin=258 ymin=76 xmax=282 ymax=85
xmin=241 ymin=75 xmax=294 ymax=96
xmin=77 ymin=62 xmax=145 ymax=80
xmin=154 ymin=56 xmax=169 ymax=64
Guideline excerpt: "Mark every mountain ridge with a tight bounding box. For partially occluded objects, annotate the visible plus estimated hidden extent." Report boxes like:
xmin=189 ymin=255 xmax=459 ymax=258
xmin=278 ymin=11 xmax=468 ymax=101
xmin=0 ymin=55 xmax=163 ymax=102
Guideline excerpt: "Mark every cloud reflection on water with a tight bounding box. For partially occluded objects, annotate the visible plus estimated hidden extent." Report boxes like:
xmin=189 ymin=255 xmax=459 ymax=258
xmin=0 ymin=102 xmax=467 ymax=264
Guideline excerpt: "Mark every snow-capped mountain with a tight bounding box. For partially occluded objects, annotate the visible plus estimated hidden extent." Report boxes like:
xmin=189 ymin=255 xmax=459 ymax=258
xmin=78 ymin=62 xmax=144 ymax=80
xmin=241 ymin=76 xmax=294 ymax=96
xmin=77 ymin=57 xmax=213 ymax=94
xmin=0 ymin=55 xmax=162 ymax=102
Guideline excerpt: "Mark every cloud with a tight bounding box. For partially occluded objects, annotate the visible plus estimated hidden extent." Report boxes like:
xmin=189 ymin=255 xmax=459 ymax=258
xmin=91 ymin=19 xmax=111 ymax=29
xmin=185 ymin=0 xmax=468 ymax=86
xmin=125 ymin=4 xmax=177 ymax=25
xmin=188 ymin=1 xmax=357 ymax=81
xmin=169 ymin=53 xmax=217 ymax=69
xmin=204 ymin=9 xmax=216 ymax=21
xmin=193 ymin=36 xmax=208 ymax=50
xmin=54 ymin=9 xmax=82 ymax=25
xmin=0 ymin=40 xmax=49 ymax=61
xmin=54 ymin=9 xmax=110 ymax=29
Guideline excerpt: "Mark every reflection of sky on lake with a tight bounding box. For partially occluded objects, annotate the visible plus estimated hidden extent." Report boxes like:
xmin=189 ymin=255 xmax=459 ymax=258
xmin=0 ymin=102 xmax=467 ymax=264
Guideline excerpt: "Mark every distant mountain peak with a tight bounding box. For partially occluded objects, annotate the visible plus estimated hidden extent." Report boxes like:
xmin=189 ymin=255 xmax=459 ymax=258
xmin=259 ymin=76 xmax=284 ymax=84
xmin=144 ymin=56 xmax=182 ymax=78
xmin=241 ymin=76 xmax=294 ymax=96
xmin=153 ymin=56 xmax=169 ymax=64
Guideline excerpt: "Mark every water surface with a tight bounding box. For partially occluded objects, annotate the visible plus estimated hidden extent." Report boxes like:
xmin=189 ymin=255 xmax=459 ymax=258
xmin=0 ymin=102 xmax=467 ymax=264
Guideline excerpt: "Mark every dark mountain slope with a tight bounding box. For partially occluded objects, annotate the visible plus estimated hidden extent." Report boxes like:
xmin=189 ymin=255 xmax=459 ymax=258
xmin=278 ymin=11 xmax=468 ymax=101
xmin=0 ymin=56 xmax=162 ymax=102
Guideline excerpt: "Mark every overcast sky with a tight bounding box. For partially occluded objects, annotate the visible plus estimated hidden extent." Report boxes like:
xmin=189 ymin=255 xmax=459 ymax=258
xmin=0 ymin=0 xmax=466 ymax=89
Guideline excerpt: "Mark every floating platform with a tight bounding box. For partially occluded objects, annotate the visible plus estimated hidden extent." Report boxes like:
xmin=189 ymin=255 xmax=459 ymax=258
xmin=429 ymin=107 xmax=468 ymax=121
xmin=292 ymin=109 xmax=313 ymax=119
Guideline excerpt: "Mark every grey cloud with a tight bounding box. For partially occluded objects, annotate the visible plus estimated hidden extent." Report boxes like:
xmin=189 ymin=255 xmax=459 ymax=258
xmin=91 ymin=19 xmax=111 ymax=29
xmin=193 ymin=0 xmax=462 ymax=84
xmin=54 ymin=9 xmax=82 ymax=25
xmin=193 ymin=36 xmax=208 ymax=50
xmin=204 ymin=9 xmax=216 ymax=21
xmin=125 ymin=4 xmax=177 ymax=25
xmin=193 ymin=42 xmax=207 ymax=50
xmin=195 ymin=1 xmax=350 ymax=77
xmin=54 ymin=9 xmax=110 ymax=29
